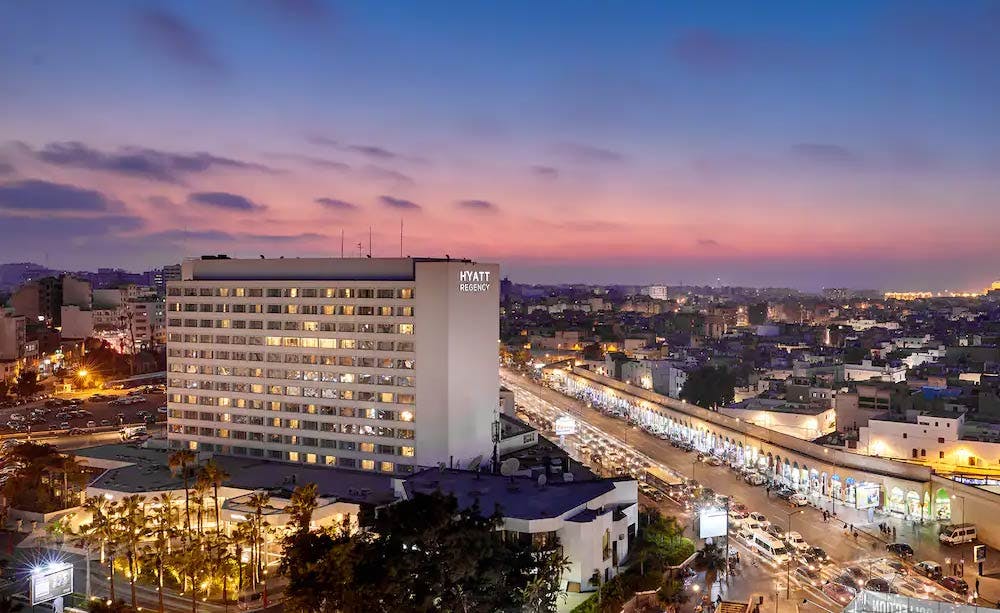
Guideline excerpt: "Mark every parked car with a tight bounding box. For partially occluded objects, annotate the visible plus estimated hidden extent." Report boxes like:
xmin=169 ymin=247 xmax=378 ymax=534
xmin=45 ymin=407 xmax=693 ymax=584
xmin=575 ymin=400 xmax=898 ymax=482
xmin=765 ymin=524 xmax=785 ymax=540
xmin=834 ymin=573 xmax=861 ymax=592
xmin=788 ymin=493 xmax=809 ymax=507
xmin=775 ymin=487 xmax=795 ymax=500
xmin=786 ymin=531 xmax=809 ymax=552
xmin=886 ymin=543 xmax=914 ymax=558
xmin=796 ymin=565 xmax=821 ymax=587
xmin=100 ymin=419 xmax=111 ymax=426
xmin=157 ymin=405 xmax=168 ymax=414
xmin=86 ymin=420 xmax=96 ymax=428
xmin=865 ymin=578 xmax=896 ymax=594
xmin=914 ymin=561 xmax=943 ymax=580
xmin=748 ymin=512 xmax=770 ymax=529
xmin=705 ymin=456 xmax=722 ymax=467
xmin=745 ymin=472 xmax=766 ymax=486
xmin=939 ymin=576 xmax=969 ymax=595
xmin=823 ymin=582 xmax=857 ymax=605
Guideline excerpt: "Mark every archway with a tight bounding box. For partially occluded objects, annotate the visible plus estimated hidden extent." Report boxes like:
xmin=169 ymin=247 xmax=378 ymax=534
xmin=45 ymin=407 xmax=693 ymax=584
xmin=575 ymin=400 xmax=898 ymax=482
xmin=905 ymin=491 xmax=921 ymax=519
xmin=888 ymin=487 xmax=905 ymax=515
xmin=934 ymin=488 xmax=952 ymax=521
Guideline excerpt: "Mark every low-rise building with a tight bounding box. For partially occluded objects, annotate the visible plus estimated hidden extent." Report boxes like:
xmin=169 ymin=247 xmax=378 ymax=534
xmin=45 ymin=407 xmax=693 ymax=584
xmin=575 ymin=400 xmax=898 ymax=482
xmin=718 ymin=398 xmax=836 ymax=440
xmin=843 ymin=360 xmax=907 ymax=383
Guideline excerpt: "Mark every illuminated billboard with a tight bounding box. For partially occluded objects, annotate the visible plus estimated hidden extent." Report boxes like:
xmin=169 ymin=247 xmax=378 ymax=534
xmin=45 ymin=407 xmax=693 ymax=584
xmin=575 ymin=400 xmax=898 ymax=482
xmin=856 ymin=482 xmax=881 ymax=510
xmin=698 ymin=507 xmax=728 ymax=539
xmin=31 ymin=562 xmax=73 ymax=605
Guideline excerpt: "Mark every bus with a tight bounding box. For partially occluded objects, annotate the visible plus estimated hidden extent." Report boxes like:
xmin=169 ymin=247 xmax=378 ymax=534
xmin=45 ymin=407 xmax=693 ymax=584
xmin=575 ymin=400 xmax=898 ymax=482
xmin=751 ymin=530 xmax=790 ymax=566
xmin=645 ymin=465 xmax=684 ymax=493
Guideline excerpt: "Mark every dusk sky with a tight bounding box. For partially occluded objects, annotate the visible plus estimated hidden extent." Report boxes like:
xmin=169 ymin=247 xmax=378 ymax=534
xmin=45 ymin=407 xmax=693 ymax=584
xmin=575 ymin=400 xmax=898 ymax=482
xmin=1 ymin=1 xmax=998 ymax=290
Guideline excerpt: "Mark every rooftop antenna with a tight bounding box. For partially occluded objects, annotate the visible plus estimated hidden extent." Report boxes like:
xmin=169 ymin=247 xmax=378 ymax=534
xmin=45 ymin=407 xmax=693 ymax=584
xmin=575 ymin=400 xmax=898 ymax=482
xmin=368 ymin=226 xmax=373 ymax=258
xmin=340 ymin=229 xmax=344 ymax=258
xmin=357 ymin=242 xmax=363 ymax=258
xmin=400 ymin=217 xmax=403 ymax=257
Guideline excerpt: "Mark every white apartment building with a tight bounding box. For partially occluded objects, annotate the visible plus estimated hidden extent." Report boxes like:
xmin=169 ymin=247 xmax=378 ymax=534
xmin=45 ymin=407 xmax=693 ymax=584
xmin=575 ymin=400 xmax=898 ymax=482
xmin=643 ymin=285 xmax=670 ymax=300
xmin=165 ymin=256 xmax=499 ymax=475
xmin=843 ymin=360 xmax=907 ymax=383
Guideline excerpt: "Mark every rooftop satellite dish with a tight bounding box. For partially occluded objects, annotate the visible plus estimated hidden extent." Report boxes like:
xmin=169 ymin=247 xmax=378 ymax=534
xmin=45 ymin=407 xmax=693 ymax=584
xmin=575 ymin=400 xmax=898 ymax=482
xmin=467 ymin=455 xmax=483 ymax=471
xmin=537 ymin=474 xmax=547 ymax=487
xmin=437 ymin=461 xmax=447 ymax=472
xmin=500 ymin=458 xmax=520 ymax=477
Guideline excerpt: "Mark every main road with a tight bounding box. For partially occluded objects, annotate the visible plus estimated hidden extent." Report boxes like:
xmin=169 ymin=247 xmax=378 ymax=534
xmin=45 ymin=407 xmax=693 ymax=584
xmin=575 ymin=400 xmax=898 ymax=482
xmin=501 ymin=368 xmax=998 ymax=609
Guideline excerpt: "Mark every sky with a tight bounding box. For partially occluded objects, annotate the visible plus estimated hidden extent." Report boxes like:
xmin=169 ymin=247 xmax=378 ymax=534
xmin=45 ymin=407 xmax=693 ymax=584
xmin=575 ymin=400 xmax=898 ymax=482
xmin=1 ymin=0 xmax=998 ymax=290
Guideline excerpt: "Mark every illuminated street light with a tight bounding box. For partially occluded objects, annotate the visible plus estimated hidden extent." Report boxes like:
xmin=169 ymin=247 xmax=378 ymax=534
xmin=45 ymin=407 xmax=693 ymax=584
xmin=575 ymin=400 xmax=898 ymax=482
xmin=77 ymin=369 xmax=88 ymax=378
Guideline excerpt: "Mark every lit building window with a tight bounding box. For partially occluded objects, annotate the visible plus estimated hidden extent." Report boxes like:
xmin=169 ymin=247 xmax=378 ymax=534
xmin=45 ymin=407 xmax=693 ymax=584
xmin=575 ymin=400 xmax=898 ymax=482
xmin=361 ymin=459 xmax=375 ymax=471
xmin=401 ymin=446 xmax=415 ymax=457
xmin=288 ymin=451 xmax=300 ymax=462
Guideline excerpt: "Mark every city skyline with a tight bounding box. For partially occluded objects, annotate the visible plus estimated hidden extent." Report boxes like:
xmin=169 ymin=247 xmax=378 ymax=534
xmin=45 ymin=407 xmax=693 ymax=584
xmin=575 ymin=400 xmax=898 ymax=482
xmin=2 ymin=1 xmax=999 ymax=290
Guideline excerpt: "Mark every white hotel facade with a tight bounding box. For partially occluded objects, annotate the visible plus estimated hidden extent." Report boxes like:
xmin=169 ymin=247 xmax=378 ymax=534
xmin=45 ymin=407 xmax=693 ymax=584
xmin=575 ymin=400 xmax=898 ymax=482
xmin=165 ymin=256 xmax=499 ymax=474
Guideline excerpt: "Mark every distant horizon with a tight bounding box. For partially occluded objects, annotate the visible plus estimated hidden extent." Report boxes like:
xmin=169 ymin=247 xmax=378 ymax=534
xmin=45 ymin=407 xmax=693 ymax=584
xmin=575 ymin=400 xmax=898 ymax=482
xmin=3 ymin=256 xmax=994 ymax=295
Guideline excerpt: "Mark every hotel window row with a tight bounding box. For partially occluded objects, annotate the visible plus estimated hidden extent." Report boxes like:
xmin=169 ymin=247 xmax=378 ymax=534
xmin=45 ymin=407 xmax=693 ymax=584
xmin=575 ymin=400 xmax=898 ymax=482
xmin=168 ymin=320 xmax=415 ymax=332
xmin=169 ymin=402 xmax=414 ymax=421
xmin=168 ymin=364 xmax=414 ymax=385
xmin=167 ymin=349 xmax=413 ymax=369
xmin=166 ymin=337 xmax=415 ymax=352
xmin=168 ymin=287 xmax=415 ymax=299
xmin=168 ymin=304 xmax=415 ymax=316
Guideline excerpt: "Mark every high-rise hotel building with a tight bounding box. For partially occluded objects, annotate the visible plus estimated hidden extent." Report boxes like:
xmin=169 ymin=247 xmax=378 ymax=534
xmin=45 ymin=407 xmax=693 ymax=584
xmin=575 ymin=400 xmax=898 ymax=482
xmin=165 ymin=256 xmax=499 ymax=474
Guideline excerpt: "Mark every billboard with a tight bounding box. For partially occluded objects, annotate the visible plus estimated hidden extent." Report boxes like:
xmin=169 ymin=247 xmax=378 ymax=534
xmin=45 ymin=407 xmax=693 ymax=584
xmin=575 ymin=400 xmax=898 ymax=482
xmin=856 ymin=482 xmax=881 ymax=510
xmin=554 ymin=416 xmax=577 ymax=436
xmin=698 ymin=507 xmax=728 ymax=539
xmin=974 ymin=545 xmax=987 ymax=563
xmin=31 ymin=562 xmax=73 ymax=605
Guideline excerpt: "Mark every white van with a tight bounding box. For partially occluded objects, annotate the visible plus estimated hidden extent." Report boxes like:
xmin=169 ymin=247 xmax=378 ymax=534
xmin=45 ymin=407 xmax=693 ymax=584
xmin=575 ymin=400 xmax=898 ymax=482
xmin=752 ymin=530 xmax=790 ymax=566
xmin=939 ymin=524 xmax=977 ymax=545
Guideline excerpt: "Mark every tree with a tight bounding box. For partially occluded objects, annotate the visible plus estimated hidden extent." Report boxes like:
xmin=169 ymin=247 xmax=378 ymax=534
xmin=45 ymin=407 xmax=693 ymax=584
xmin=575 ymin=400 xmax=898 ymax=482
xmin=168 ymin=450 xmax=197 ymax=537
xmin=118 ymin=495 xmax=146 ymax=611
xmin=640 ymin=511 xmax=695 ymax=572
xmin=280 ymin=488 xmax=566 ymax=613
xmin=12 ymin=369 xmax=40 ymax=398
xmin=246 ymin=491 xmax=272 ymax=589
xmin=1 ymin=443 xmax=88 ymax=512
xmin=679 ymin=366 xmax=736 ymax=408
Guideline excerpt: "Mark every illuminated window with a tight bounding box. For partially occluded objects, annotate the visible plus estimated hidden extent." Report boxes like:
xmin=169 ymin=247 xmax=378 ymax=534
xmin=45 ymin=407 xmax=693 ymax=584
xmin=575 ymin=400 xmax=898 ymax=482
xmin=400 ymin=410 xmax=414 ymax=422
xmin=303 ymin=321 xmax=319 ymax=331
xmin=401 ymin=446 xmax=414 ymax=457
xmin=288 ymin=451 xmax=300 ymax=462
xmin=360 ymin=442 xmax=375 ymax=453
xmin=305 ymin=453 xmax=317 ymax=464
xmin=399 ymin=323 xmax=414 ymax=335
xmin=380 ymin=461 xmax=394 ymax=473
xmin=361 ymin=459 xmax=375 ymax=471
xmin=324 ymin=455 xmax=336 ymax=465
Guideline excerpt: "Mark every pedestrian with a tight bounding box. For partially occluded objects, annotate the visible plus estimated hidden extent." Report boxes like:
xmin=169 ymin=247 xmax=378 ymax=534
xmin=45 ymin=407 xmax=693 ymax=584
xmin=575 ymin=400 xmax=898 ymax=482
xmin=892 ymin=526 xmax=896 ymax=540
xmin=736 ymin=551 xmax=740 ymax=564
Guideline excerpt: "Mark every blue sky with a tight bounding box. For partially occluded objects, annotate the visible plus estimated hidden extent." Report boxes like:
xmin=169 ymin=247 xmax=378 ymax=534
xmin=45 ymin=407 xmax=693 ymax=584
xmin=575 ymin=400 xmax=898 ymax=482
xmin=1 ymin=1 xmax=998 ymax=289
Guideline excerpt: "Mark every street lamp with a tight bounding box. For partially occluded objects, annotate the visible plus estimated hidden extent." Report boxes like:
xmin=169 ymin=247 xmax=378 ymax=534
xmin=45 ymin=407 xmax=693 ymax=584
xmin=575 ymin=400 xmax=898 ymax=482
xmin=784 ymin=509 xmax=805 ymax=599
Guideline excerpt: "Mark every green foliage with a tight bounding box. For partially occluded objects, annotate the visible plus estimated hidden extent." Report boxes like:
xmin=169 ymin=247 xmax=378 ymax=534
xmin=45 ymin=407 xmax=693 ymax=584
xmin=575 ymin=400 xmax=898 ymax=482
xmin=12 ymin=369 xmax=40 ymax=398
xmin=280 ymin=489 xmax=567 ymax=613
xmin=679 ymin=366 xmax=736 ymax=408
xmin=0 ymin=442 xmax=88 ymax=512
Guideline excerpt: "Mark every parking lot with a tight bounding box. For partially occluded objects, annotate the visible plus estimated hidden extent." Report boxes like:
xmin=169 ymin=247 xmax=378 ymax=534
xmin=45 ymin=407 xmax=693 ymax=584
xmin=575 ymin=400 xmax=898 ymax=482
xmin=0 ymin=387 xmax=166 ymax=438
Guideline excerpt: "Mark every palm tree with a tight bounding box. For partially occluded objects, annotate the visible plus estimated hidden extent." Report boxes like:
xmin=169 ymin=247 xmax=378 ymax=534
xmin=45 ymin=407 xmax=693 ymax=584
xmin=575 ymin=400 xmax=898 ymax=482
xmin=168 ymin=450 xmax=197 ymax=539
xmin=246 ymin=492 xmax=271 ymax=587
xmin=118 ymin=495 xmax=146 ymax=611
xmin=198 ymin=460 xmax=230 ymax=607
xmin=82 ymin=496 xmax=112 ymax=563
xmin=286 ymin=483 xmax=318 ymax=534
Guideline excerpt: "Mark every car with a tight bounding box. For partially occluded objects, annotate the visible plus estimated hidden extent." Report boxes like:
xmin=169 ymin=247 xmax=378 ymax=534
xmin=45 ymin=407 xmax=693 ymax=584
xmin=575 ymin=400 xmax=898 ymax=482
xmin=157 ymin=405 xmax=168 ymax=414
xmin=939 ymin=576 xmax=969 ymax=595
xmin=807 ymin=547 xmax=830 ymax=564
xmin=736 ymin=526 xmax=755 ymax=541
xmin=795 ymin=565 xmax=821 ymax=587
xmin=59 ymin=422 xmax=70 ymax=429
xmin=834 ymin=573 xmax=861 ymax=592
xmin=785 ymin=531 xmax=809 ymax=552
xmin=877 ymin=558 xmax=907 ymax=576
xmin=886 ymin=543 xmax=914 ymax=558
xmin=68 ymin=428 xmax=85 ymax=436
xmin=9 ymin=414 xmax=23 ymax=421
xmin=914 ymin=561 xmax=943 ymax=580
xmin=775 ymin=487 xmax=794 ymax=500
xmin=846 ymin=567 xmax=869 ymax=581
xmin=822 ymin=582 xmax=856 ymax=605
xmin=100 ymin=419 xmax=111 ymax=426
xmin=705 ymin=456 xmax=722 ymax=467
xmin=86 ymin=420 xmax=96 ymax=428
xmin=748 ymin=512 xmax=770 ymax=529
xmin=765 ymin=524 xmax=785 ymax=540
xmin=865 ymin=578 xmax=896 ymax=594
xmin=788 ymin=493 xmax=809 ymax=507
xmin=745 ymin=473 xmax=766 ymax=486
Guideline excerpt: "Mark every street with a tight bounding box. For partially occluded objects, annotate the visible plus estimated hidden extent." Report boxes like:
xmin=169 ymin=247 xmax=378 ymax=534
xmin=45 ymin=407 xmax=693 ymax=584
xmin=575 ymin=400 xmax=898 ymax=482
xmin=502 ymin=368 xmax=1000 ymax=610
